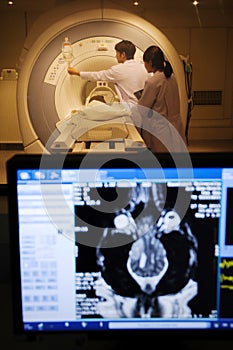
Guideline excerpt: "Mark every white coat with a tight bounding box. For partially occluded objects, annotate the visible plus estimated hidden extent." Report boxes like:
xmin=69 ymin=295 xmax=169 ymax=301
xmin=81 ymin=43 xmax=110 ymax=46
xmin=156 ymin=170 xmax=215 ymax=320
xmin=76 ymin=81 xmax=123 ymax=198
xmin=80 ymin=60 xmax=149 ymax=105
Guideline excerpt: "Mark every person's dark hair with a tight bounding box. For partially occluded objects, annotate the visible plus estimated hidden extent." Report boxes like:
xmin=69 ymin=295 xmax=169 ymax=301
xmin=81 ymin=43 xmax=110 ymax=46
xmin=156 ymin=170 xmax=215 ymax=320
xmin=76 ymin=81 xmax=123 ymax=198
xmin=89 ymin=95 xmax=106 ymax=104
xmin=143 ymin=45 xmax=173 ymax=78
xmin=114 ymin=40 xmax=136 ymax=59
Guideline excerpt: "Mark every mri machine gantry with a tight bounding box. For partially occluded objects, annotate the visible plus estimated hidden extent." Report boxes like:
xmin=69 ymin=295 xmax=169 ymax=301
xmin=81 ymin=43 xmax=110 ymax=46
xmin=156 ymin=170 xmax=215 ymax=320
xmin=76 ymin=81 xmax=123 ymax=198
xmin=16 ymin=6 xmax=188 ymax=153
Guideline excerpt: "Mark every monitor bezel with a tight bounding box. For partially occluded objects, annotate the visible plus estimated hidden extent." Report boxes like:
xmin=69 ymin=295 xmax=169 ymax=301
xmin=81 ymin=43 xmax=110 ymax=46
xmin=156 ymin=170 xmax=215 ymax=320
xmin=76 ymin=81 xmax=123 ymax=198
xmin=6 ymin=151 xmax=233 ymax=341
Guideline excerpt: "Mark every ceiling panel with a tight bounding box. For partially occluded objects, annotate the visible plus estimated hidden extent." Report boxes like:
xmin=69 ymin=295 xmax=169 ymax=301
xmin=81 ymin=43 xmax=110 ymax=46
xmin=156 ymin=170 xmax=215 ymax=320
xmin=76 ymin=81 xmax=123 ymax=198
xmin=1 ymin=0 xmax=233 ymax=12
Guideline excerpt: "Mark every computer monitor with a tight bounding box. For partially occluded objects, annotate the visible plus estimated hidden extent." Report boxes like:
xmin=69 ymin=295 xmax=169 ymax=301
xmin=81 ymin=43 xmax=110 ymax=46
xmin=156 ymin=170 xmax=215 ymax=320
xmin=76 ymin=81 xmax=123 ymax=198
xmin=6 ymin=151 xmax=233 ymax=342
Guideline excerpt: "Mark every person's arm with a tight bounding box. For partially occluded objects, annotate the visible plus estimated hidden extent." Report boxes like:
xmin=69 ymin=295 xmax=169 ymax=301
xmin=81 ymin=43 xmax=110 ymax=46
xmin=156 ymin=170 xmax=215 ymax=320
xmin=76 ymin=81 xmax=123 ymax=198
xmin=67 ymin=67 xmax=80 ymax=76
xmin=68 ymin=65 xmax=121 ymax=82
xmin=138 ymin=79 xmax=157 ymax=109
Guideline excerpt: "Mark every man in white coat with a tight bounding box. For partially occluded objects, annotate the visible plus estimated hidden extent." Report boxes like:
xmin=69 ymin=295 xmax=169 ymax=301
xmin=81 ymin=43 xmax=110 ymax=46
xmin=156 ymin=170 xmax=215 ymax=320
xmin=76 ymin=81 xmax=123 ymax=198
xmin=67 ymin=40 xmax=149 ymax=106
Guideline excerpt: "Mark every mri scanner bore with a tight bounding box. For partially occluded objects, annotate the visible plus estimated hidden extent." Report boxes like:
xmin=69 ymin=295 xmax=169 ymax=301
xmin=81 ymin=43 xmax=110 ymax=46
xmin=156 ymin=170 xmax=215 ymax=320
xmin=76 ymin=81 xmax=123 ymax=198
xmin=16 ymin=8 xmax=189 ymax=153
xmin=49 ymin=37 xmax=149 ymax=153
xmin=52 ymin=38 xmax=151 ymax=152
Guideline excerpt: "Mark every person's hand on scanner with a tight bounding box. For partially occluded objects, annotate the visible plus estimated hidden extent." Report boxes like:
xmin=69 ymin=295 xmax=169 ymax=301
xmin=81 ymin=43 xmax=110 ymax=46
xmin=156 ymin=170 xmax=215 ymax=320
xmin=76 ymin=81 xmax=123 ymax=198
xmin=67 ymin=66 xmax=80 ymax=76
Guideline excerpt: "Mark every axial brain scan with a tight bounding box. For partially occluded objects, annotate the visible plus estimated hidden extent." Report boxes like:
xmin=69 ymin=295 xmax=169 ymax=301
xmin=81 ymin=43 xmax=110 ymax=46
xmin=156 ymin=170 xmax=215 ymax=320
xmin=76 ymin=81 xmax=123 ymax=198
xmin=94 ymin=183 xmax=198 ymax=318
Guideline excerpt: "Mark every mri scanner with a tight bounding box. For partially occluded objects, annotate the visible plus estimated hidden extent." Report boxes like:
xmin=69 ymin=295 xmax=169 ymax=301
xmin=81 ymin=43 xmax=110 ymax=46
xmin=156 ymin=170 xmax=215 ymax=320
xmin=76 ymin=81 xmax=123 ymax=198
xmin=16 ymin=5 xmax=188 ymax=153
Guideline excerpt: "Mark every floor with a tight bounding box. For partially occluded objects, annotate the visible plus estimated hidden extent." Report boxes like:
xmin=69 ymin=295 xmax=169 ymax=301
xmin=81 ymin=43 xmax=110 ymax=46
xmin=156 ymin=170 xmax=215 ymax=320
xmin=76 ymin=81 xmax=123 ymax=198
xmin=1 ymin=139 xmax=233 ymax=185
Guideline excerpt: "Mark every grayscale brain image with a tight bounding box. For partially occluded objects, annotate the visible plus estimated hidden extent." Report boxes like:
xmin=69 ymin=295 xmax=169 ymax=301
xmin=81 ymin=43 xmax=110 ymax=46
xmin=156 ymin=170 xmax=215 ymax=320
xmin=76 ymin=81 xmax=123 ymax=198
xmin=74 ymin=181 xmax=219 ymax=319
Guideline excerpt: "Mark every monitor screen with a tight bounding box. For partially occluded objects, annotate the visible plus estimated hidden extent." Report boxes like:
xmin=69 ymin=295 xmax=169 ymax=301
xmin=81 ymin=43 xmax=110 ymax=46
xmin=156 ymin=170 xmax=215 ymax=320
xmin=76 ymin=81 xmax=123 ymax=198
xmin=6 ymin=151 xmax=233 ymax=340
